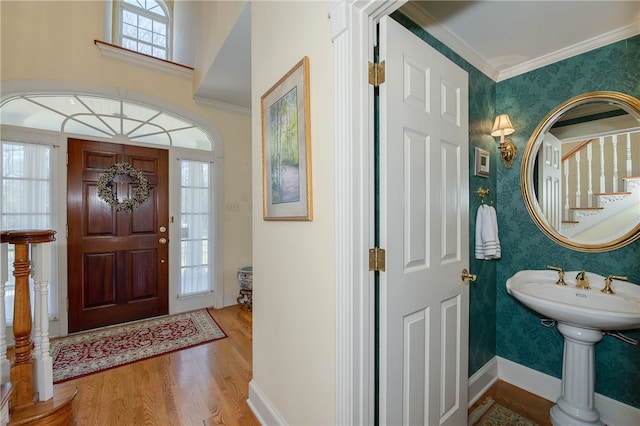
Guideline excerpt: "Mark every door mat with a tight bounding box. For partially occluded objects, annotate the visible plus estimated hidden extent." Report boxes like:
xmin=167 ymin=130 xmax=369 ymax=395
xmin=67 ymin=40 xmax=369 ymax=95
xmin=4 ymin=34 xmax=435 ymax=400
xmin=50 ymin=308 xmax=227 ymax=383
xmin=469 ymin=396 xmax=540 ymax=426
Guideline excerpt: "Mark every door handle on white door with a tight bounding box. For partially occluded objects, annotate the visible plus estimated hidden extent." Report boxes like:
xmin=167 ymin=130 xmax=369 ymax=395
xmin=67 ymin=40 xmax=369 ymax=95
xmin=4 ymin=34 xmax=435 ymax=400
xmin=461 ymin=268 xmax=477 ymax=283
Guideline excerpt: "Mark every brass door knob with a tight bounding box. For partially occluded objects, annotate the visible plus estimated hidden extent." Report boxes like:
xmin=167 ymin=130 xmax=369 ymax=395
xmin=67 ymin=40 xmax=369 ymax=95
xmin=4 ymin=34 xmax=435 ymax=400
xmin=159 ymin=237 xmax=168 ymax=244
xmin=461 ymin=268 xmax=477 ymax=283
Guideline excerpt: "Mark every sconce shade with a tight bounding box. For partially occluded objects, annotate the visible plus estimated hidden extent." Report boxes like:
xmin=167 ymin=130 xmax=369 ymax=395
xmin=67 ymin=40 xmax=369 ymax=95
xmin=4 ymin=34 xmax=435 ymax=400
xmin=490 ymin=114 xmax=515 ymax=137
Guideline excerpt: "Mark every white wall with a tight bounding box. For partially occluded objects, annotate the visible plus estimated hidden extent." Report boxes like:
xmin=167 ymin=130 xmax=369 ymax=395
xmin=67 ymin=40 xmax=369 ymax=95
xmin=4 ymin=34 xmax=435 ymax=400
xmin=251 ymin=1 xmax=336 ymax=424
xmin=0 ymin=0 xmax=252 ymax=309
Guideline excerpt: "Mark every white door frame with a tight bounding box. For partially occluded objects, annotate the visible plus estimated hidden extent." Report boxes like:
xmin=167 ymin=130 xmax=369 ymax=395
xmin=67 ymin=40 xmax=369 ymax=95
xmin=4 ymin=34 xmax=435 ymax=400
xmin=329 ymin=1 xmax=407 ymax=424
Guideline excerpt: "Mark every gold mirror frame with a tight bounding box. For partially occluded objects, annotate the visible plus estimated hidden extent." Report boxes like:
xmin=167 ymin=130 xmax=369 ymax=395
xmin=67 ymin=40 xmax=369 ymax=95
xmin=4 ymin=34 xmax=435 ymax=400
xmin=521 ymin=91 xmax=640 ymax=252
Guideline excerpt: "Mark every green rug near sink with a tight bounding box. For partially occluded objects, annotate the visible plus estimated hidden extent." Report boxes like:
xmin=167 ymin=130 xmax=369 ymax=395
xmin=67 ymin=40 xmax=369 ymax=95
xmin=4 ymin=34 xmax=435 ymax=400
xmin=469 ymin=397 xmax=539 ymax=426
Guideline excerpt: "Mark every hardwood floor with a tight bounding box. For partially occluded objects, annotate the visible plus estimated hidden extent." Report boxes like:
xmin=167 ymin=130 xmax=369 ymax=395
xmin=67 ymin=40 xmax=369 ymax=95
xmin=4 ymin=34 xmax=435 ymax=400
xmin=469 ymin=379 xmax=555 ymax=426
xmin=47 ymin=306 xmax=553 ymax=426
xmin=53 ymin=305 xmax=260 ymax=426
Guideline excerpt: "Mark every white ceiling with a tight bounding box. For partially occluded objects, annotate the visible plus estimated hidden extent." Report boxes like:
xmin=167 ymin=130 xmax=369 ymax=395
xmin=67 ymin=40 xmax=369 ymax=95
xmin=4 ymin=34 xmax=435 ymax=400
xmin=195 ymin=1 xmax=640 ymax=111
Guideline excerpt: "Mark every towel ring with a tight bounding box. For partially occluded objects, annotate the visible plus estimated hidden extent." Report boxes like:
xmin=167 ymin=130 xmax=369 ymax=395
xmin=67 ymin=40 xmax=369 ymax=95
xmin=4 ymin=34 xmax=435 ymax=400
xmin=476 ymin=187 xmax=493 ymax=205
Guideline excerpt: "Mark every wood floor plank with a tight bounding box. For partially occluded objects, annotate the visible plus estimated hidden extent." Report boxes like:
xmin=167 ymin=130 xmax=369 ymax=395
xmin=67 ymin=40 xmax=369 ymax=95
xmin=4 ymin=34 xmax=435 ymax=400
xmin=53 ymin=305 xmax=259 ymax=426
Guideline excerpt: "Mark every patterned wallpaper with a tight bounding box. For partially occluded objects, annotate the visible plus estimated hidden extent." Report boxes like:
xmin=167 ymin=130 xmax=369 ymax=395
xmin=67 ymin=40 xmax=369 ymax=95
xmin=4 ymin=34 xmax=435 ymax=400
xmin=395 ymin=11 xmax=640 ymax=408
xmin=496 ymin=35 xmax=640 ymax=408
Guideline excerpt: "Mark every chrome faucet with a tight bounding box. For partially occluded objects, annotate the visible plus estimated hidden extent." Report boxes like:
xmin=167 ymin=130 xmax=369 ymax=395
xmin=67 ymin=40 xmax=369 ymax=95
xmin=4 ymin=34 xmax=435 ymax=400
xmin=601 ymin=275 xmax=628 ymax=294
xmin=575 ymin=270 xmax=590 ymax=290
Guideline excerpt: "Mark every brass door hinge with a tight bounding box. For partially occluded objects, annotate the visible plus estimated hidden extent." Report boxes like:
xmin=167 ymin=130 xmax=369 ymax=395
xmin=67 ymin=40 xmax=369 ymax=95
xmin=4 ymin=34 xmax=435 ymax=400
xmin=369 ymin=247 xmax=386 ymax=272
xmin=368 ymin=60 xmax=386 ymax=87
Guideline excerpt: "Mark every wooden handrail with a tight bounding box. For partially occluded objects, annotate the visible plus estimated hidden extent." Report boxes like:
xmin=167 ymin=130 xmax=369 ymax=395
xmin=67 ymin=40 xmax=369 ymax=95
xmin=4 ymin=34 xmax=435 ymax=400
xmin=561 ymin=138 xmax=596 ymax=162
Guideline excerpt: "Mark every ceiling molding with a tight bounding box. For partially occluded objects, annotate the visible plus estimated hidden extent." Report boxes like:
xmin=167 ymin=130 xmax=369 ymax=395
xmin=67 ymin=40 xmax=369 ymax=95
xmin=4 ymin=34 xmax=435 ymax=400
xmin=399 ymin=2 xmax=500 ymax=81
xmin=399 ymin=3 xmax=640 ymax=83
xmin=497 ymin=23 xmax=640 ymax=81
xmin=194 ymin=96 xmax=251 ymax=116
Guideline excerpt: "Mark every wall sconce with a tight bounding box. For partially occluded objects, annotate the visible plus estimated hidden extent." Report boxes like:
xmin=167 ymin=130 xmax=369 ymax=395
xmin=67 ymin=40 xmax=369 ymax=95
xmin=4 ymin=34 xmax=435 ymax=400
xmin=491 ymin=114 xmax=516 ymax=168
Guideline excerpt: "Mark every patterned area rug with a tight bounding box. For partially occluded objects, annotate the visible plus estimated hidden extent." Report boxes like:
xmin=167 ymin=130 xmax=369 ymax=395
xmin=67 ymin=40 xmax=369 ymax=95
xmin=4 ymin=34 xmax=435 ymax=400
xmin=469 ymin=397 xmax=540 ymax=426
xmin=50 ymin=309 xmax=227 ymax=383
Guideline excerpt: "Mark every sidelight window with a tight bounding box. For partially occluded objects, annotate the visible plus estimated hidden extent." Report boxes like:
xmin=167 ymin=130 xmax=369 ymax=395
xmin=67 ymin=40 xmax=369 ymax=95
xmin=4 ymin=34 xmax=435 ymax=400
xmin=0 ymin=140 xmax=58 ymax=324
xmin=179 ymin=159 xmax=212 ymax=297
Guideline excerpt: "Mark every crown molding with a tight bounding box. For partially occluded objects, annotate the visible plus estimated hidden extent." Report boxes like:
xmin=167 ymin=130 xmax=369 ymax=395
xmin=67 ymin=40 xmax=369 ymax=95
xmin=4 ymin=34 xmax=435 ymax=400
xmin=399 ymin=3 xmax=500 ymax=81
xmin=193 ymin=96 xmax=251 ymax=116
xmin=399 ymin=3 xmax=640 ymax=83
xmin=497 ymin=23 xmax=640 ymax=81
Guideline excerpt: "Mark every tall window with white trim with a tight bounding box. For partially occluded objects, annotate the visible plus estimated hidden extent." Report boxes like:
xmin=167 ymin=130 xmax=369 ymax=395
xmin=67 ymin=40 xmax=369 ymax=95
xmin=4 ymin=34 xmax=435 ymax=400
xmin=179 ymin=159 xmax=212 ymax=297
xmin=117 ymin=0 xmax=171 ymax=60
xmin=0 ymin=140 xmax=58 ymax=323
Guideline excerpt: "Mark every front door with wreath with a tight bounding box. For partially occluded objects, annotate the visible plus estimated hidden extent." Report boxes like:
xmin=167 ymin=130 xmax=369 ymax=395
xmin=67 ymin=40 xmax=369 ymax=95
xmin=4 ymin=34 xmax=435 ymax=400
xmin=67 ymin=139 xmax=169 ymax=332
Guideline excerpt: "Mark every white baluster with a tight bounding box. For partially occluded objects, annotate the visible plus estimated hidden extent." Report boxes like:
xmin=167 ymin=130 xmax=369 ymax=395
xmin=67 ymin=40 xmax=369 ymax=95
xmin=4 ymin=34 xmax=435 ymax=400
xmin=30 ymin=243 xmax=53 ymax=401
xmin=586 ymin=142 xmax=593 ymax=207
xmin=599 ymin=137 xmax=605 ymax=193
xmin=564 ymin=159 xmax=570 ymax=220
xmin=626 ymin=132 xmax=632 ymax=179
xmin=0 ymin=244 xmax=9 ymax=384
xmin=575 ymin=151 xmax=581 ymax=208
xmin=612 ymin=134 xmax=618 ymax=192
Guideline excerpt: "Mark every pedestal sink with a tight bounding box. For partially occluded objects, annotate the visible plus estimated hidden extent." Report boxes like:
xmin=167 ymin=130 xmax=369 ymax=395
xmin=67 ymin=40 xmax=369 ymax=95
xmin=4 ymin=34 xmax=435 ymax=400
xmin=506 ymin=270 xmax=640 ymax=426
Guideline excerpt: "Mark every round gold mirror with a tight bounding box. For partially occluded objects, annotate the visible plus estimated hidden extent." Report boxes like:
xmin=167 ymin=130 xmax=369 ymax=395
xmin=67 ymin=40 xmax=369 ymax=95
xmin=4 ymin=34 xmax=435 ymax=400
xmin=521 ymin=91 xmax=640 ymax=252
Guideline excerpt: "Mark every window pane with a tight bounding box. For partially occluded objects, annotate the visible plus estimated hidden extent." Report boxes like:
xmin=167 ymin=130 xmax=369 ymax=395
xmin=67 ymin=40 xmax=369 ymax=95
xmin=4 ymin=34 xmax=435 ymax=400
xmin=1 ymin=141 xmax=57 ymax=323
xmin=139 ymin=16 xmax=152 ymax=31
xmin=180 ymin=160 xmax=211 ymax=297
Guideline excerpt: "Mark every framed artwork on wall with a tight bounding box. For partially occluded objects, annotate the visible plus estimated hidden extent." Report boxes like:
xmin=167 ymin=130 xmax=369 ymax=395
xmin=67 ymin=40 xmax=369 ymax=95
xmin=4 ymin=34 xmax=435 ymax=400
xmin=261 ymin=56 xmax=313 ymax=221
xmin=474 ymin=147 xmax=490 ymax=177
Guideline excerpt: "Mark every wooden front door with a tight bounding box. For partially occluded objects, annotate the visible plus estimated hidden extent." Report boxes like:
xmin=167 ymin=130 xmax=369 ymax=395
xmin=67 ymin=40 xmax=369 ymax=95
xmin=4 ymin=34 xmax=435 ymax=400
xmin=67 ymin=139 xmax=169 ymax=332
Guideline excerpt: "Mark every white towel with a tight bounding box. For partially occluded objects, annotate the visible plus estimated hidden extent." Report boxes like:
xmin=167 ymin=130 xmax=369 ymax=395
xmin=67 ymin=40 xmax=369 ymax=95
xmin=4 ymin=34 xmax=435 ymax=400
xmin=475 ymin=204 xmax=501 ymax=260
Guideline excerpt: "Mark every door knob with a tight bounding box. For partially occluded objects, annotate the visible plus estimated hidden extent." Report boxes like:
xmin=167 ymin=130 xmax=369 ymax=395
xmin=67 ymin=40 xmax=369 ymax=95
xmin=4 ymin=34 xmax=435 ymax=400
xmin=461 ymin=268 xmax=477 ymax=283
xmin=159 ymin=238 xmax=168 ymax=244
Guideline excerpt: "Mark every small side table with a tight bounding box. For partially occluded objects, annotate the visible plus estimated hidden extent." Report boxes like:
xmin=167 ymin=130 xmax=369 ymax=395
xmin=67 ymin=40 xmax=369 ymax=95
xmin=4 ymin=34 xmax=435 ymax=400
xmin=236 ymin=266 xmax=253 ymax=311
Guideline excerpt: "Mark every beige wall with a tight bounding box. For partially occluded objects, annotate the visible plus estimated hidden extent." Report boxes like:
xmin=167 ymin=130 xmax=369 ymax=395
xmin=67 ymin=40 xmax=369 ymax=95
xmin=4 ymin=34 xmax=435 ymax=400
xmin=251 ymin=1 xmax=335 ymax=424
xmin=0 ymin=0 xmax=252 ymax=307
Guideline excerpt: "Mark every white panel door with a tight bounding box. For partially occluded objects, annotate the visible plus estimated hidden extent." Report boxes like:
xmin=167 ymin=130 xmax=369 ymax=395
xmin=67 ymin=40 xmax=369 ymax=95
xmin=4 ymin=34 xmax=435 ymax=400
xmin=378 ymin=16 xmax=470 ymax=426
xmin=539 ymin=133 xmax=563 ymax=229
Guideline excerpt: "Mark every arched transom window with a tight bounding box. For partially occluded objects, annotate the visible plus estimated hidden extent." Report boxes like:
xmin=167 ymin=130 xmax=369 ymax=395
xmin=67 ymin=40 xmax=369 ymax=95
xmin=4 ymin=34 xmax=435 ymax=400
xmin=0 ymin=94 xmax=212 ymax=151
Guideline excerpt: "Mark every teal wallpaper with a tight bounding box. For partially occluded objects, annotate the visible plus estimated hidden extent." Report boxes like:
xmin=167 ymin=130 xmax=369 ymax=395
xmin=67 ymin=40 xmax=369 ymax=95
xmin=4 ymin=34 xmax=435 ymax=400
xmin=496 ymin=35 xmax=640 ymax=408
xmin=395 ymin=11 xmax=640 ymax=408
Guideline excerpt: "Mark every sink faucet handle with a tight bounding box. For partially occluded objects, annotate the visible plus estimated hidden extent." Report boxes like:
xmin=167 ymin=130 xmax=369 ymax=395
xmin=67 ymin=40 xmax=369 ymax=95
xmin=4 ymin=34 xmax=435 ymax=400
xmin=547 ymin=265 xmax=567 ymax=286
xmin=601 ymin=275 xmax=628 ymax=294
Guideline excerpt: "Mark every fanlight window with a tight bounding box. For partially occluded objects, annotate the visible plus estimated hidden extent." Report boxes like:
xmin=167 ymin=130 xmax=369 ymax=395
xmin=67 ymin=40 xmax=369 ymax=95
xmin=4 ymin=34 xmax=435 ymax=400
xmin=117 ymin=0 xmax=171 ymax=60
xmin=0 ymin=94 xmax=212 ymax=151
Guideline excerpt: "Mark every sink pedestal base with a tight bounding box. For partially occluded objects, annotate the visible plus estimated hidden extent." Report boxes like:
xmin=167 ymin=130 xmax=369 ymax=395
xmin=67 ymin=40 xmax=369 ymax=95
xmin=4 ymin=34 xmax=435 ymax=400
xmin=550 ymin=323 xmax=604 ymax=426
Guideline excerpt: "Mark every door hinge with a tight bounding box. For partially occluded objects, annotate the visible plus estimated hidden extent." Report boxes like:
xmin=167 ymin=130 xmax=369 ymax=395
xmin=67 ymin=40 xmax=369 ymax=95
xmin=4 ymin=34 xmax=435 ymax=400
xmin=368 ymin=60 xmax=386 ymax=87
xmin=369 ymin=247 xmax=386 ymax=272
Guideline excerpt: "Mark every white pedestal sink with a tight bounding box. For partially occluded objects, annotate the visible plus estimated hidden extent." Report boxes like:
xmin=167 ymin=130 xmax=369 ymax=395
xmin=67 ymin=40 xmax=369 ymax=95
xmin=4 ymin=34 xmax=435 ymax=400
xmin=506 ymin=270 xmax=640 ymax=426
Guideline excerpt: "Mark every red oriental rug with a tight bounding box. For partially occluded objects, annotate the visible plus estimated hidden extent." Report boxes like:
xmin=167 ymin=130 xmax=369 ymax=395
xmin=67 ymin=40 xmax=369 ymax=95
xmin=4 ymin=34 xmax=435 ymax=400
xmin=50 ymin=309 xmax=226 ymax=383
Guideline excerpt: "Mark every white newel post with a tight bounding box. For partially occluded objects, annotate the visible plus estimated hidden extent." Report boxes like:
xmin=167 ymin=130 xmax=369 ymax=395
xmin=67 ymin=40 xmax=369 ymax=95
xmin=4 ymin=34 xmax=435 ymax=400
xmin=30 ymin=242 xmax=53 ymax=401
xmin=0 ymin=243 xmax=9 ymax=384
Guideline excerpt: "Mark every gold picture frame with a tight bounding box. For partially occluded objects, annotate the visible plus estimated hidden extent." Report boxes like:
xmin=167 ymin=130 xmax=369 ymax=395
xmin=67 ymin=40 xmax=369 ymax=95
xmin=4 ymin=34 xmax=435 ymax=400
xmin=261 ymin=57 xmax=312 ymax=221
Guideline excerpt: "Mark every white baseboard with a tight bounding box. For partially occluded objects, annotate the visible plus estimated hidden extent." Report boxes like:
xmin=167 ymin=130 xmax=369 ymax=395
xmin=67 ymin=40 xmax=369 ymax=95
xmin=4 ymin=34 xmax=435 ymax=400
xmin=247 ymin=379 xmax=288 ymax=426
xmin=224 ymin=293 xmax=240 ymax=307
xmin=468 ymin=357 xmax=498 ymax=407
xmin=469 ymin=356 xmax=640 ymax=426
